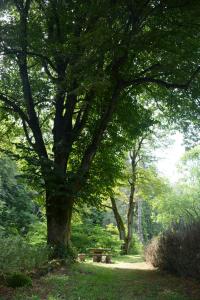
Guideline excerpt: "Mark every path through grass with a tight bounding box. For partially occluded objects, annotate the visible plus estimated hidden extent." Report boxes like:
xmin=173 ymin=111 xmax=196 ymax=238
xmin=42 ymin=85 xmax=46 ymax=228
xmin=1 ymin=255 xmax=200 ymax=300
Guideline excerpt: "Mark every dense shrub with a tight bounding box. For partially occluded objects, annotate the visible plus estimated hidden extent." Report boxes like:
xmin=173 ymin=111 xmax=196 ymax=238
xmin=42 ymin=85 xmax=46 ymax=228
xmin=0 ymin=234 xmax=49 ymax=275
xmin=129 ymin=234 xmax=143 ymax=255
xmin=0 ymin=157 xmax=36 ymax=235
xmin=26 ymin=221 xmax=47 ymax=245
xmin=71 ymin=223 xmax=121 ymax=254
xmin=144 ymin=237 xmax=160 ymax=267
xmin=145 ymin=221 xmax=200 ymax=278
xmin=6 ymin=273 xmax=32 ymax=288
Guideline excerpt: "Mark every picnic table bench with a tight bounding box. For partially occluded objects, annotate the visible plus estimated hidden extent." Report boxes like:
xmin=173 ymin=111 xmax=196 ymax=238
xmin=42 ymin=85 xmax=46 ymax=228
xmin=87 ymin=248 xmax=112 ymax=263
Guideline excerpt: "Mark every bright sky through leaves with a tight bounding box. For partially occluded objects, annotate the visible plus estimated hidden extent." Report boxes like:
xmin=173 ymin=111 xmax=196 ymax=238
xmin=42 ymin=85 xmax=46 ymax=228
xmin=155 ymin=132 xmax=185 ymax=183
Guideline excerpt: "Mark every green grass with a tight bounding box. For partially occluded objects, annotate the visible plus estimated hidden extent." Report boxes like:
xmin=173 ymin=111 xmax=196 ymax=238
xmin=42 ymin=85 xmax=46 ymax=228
xmin=112 ymin=254 xmax=144 ymax=263
xmin=1 ymin=256 xmax=200 ymax=300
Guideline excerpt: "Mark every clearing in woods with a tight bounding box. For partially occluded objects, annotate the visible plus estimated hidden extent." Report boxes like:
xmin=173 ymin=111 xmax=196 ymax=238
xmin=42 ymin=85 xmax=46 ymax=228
xmin=1 ymin=255 xmax=200 ymax=300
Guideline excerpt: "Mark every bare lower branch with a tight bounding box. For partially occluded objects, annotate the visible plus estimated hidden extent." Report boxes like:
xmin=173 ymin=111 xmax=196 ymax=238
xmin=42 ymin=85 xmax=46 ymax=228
xmin=102 ymin=204 xmax=112 ymax=210
xmin=123 ymin=66 xmax=200 ymax=89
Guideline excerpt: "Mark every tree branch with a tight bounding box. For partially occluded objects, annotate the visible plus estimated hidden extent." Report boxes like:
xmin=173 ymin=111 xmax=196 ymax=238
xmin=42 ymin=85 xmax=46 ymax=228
xmin=77 ymin=86 xmax=122 ymax=176
xmin=22 ymin=119 xmax=36 ymax=150
xmin=136 ymin=63 xmax=161 ymax=77
xmin=123 ymin=66 xmax=200 ymax=89
xmin=0 ymin=93 xmax=29 ymax=123
xmin=1 ymin=48 xmax=57 ymax=72
xmin=73 ymin=92 xmax=93 ymax=136
xmin=14 ymin=1 xmax=48 ymax=159
xmin=102 ymin=204 xmax=112 ymax=210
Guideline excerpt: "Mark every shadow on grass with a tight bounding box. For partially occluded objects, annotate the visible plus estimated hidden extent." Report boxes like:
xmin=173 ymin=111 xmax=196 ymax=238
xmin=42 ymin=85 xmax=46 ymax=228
xmin=1 ymin=259 xmax=200 ymax=300
xmin=66 ymin=262 xmax=200 ymax=300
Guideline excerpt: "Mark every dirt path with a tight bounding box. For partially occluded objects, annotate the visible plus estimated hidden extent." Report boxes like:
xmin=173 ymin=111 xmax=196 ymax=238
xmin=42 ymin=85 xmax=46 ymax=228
xmin=107 ymin=261 xmax=155 ymax=270
xmin=94 ymin=260 xmax=155 ymax=270
xmin=91 ymin=254 xmax=155 ymax=270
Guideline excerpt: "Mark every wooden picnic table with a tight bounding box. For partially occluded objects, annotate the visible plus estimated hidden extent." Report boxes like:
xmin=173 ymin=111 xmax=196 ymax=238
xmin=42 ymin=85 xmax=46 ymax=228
xmin=87 ymin=248 xmax=112 ymax=263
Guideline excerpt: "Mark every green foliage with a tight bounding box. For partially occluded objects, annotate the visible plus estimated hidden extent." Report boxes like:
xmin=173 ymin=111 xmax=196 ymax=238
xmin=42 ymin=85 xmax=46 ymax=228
xmin=25 ymin=218 xmax=122 ymax=256
xmin=49 ymin=245 xmax=77 ymax=263
xmin=71 ymin=222 xmax=121 ymax=254
xmin=139 ymin=200 xmax=161 ymax=242
xmin=6 ymin=272 xmax=32 ymax=288
xmin=180 ymin=145 xmax=200 ymax=186
xmin=1 ymin=0 xmax=200 ymax=258
xmin=0 ymin=0 xmax=199 ymax=202
xmin=0 ymin=0 xmax=200 ymax=264
xmin=0 ymin=157 xmax=36 ymax=234
xmin=80 ymin=207 xmax=104 ymax=226
xmin=129 ymin=234 xmax=143 ymax=255
xmin=26 ymin=221 xmax=47 ymax=245
xmin=148 ymin=146 xmax=200 ymax=231
xmin=0 ymin=234 xmax=49 ymax=275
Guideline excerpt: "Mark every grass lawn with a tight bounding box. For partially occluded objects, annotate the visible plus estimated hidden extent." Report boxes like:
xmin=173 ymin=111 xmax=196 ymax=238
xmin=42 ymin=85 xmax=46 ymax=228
xmin=0 ymin=255 xmax=200 ymax=300
xmin=112 ymin=254 xmax=144 ymax=263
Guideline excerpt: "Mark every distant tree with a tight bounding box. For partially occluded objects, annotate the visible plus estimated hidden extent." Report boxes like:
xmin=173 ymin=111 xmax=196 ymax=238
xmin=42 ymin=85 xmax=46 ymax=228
xmin=155 ymin=146 xmax=200 ymax=223
xmin=109 ymin=134 xmax=150 ymax=254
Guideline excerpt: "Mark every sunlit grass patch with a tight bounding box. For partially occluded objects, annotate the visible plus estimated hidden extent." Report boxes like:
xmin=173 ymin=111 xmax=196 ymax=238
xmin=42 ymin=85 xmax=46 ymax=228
xmin=113 ymin=254 xmax=144 ymax=263
xmin=1 ymin=255 xmax=199 ymax=300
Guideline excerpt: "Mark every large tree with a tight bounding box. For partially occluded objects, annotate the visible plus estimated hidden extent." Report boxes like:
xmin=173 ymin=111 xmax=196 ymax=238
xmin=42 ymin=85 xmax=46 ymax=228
xmin=0 ymin=0 xmax=200 ymax=256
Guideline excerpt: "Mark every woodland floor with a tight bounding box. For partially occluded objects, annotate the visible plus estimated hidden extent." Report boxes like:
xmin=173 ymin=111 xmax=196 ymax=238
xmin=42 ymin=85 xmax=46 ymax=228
xmin=0 ymin=255 xmax=200 ymax=300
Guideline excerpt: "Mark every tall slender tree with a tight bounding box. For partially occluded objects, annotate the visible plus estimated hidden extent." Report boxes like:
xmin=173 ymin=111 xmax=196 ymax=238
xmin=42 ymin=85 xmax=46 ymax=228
xmin=110 ymin=136 xmax=146 ymax=254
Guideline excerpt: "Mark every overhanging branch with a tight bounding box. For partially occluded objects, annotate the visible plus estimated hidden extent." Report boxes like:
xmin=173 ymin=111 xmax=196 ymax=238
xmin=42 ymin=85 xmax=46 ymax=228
xmin=0 ymin=93 xmax=29 ymax=123
xmin=0 ymin=48 xmax=57 ymax=72
xmin=78 ymin=86 xmax=121 ymax=176
xmin=123 ymin=66 xmax=200 ymax=90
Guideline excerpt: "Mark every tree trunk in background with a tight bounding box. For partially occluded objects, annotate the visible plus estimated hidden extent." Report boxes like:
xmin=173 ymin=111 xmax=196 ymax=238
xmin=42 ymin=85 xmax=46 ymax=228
xmin=137 ymin=198 xmax=144 ymax=244
xmin=110 ymin=183 xmax=136 ymax=255
xmin=124 ymin=183 xmax=136 ymax=254
xmin=123 ymin=143 xmax=142 ymax=255
xmin=110 ymin=196 xmax=126 ymax=240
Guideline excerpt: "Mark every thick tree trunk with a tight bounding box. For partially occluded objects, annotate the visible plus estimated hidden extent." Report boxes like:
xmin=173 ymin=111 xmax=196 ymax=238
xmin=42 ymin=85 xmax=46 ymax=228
xmin=46 ymin=189 xmax=73 ymax=259
xmin=110 ymin=196 xmax=126 ymax=240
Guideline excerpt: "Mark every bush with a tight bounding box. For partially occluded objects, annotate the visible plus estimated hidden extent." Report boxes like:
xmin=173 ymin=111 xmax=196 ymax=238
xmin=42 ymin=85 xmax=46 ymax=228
xmin=129 ymin=234 xmax=143 ymax=255
xmin=26 ymin=221 xmax=47 ymax=245
xmin=71 ymin=223 xmax=121 ymax=254
xmin=49 ymin=244 xmax=78 ymax=262
xmin=145 ymin=221 xmax=200 ymax=279
xmin=144 ymin=237 xmax=160 ymax=267
xmin=27 ymin=220 xmax=121 ymax=256
xmin=6 ymin=272 xmax=32 ymax=288
xmin=0 ymin=234 xmax=49 ymax=275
